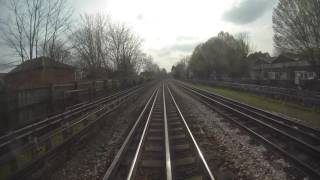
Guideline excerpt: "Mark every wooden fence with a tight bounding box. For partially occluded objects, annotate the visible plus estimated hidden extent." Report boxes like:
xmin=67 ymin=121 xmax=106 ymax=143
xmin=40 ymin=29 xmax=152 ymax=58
xmin=0 ymin=79 xmax=144 ymax=133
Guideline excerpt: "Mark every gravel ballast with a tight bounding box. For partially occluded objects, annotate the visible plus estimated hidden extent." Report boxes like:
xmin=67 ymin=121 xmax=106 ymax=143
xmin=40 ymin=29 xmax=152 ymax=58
xmin=170 ymin=82 xmax=305 ymax=180
xmin=49 ymin=86 xmax=156 ymax=180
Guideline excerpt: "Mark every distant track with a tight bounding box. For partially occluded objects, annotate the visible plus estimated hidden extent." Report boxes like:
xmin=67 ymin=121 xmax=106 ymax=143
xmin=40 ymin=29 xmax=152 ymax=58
xmin=103 ymin=83 xmax=215 ymax=180
xmin=189 ymin=80 xmax=320 ymax=107
xmin=0 ymin=84 xmax=146 ymax=180
xmin=175 ymin=80 xmax=320 ymax=179
xmin=0 ymin=85 xmax=143 ymax=154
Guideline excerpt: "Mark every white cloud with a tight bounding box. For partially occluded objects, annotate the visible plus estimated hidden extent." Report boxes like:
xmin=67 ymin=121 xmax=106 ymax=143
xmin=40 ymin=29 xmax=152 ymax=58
xmin=222 ymin=0 xmax=277 ymax=24
xmin=0 ymin=0 xmax=278 ymax=71
xmin=97 ymin=0 xmax=276 ymax=70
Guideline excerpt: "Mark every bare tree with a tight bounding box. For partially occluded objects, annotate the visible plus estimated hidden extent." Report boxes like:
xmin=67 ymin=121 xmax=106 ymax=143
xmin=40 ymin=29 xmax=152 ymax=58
xmin=273 ymin=0 xmax=320 ymax=66
xmin=43 ymin=39 xmax=72 ymax=63
xmin=143 ymin=55 xmax=160 ymax=73
xmin=71 ymin=13 xmax=148 ymax=79
xmin=0 ymin=0 xmax=73 ymax=62
xmin=71 ymin=14 xmax=110 ymax=79
xmin=140 ymin=55 xmax=160 ymax=79
xmin=171 ymin=56 xmax=189 ymax=79
xmin=41 ymin=0 xmax=73 ymax=60
xmin=1 ymin=0 xmax=28 ymax=61
xmin=107 ymin=22 xmax=143 ymax=77
xmin=236 ymin=32 xmax=252 ymax=58
xmin=134 ymin=52 xmax=149 ymax=74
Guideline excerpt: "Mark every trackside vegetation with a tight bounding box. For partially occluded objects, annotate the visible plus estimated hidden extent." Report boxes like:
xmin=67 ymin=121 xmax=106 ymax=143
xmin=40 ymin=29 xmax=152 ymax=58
xmin=192 ymin=83 xmax=320 ymax=129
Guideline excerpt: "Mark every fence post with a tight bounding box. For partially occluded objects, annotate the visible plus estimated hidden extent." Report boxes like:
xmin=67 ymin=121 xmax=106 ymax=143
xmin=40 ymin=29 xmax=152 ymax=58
xmin=92 ymin=81 xmax=96 ymax=98
xmin=103 ymin=80 xmax=107 ymax=90
xmin=74 ymin=81 xmax=79 ymax=104
xmin=15 ymin=89 xmax=20 ymax=128
xmin=49 ymin=84 xmax=55 ymax=114
xmin=63 ymin=90 xmax=66 ymax=111
xmin=88 ymin=81 xmax=93 ymax=101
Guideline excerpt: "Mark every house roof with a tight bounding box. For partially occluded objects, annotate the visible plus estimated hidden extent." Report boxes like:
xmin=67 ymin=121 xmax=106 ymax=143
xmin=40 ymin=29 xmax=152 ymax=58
xmin=0 ymin=73 xmax=6 ymax=80
xmin=271 ymin=54 xmax=295 ymax=64
xmin=257 ymin=57 xmax=272 ymax=63
xmin=8 ymin=56 xmax=74 ymax=75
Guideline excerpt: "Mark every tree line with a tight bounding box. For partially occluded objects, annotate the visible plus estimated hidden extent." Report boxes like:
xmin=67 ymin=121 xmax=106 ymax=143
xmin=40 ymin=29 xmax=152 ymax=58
xmin=172 ymin=0 xmax=320 ymax=80
xmin=0 ymin=0 xmax=161 ymax=79
xmin=172 ymin=31 xmax=252 ymax=80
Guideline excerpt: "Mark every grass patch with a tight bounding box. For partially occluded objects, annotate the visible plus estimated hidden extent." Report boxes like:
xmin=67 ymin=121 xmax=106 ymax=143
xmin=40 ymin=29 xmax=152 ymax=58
xmin=192 ymin=83 xmax=320 ymax=129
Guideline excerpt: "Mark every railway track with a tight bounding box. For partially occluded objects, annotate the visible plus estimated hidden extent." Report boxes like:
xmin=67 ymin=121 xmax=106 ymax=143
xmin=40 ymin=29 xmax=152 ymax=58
xmin=0 ymin=84 xmax=147 ymax=180
xmin=104 ymin=84 xmax=215 ymax=180
xmin=174 ymin=80 xmax=320 ymax=179
xmin=189 ymin=80 xmax=320 ymax=107
xmin=0 ymin=85 xmax=143 ymax=153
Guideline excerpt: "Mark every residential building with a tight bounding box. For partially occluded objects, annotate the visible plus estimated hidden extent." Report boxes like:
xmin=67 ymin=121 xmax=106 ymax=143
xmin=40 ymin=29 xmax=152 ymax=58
xmin=250 ymin=54 xmax=319 ymax=89
xmin=5 ymin=56 xmax=75 ymax=89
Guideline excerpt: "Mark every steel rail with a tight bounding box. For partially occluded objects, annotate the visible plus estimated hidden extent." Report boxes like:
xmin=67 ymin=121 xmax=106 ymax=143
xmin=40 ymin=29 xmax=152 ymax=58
xmin=177 ymin=82 xmax=320 ymax=152
xmin=181 ymin=82 xmax=320 ymax=138
xmin=127 ymin=88 xmax=159 ymax=180
xmin=177 ymin=83 xmax=320 ymax=178
xmin=167 ymin=85 xmax=216 ymax=180
xmin=4 ymin=83 xmax=142 ymax=180
xmin=182 ymin=85 xmax=320 ymax=155
xmin=1 ymin=86 xmax=137 ymax=139
xmin=104 ymin=83 xmax=216 ymax=179
xmin=189 ymin=80 xmax=320 ymax=105
xmin=2 ymin=85 xmax=140 ymax=138
xmin=103 ymin=87 xmax=158 ymax=180
xmin=0 ymin=88 xmax=139 ymax=151
xmin=0 ymin=85 xmax=143 ymax=150
xmin=178 ymin=80 xmax=320 ymax=136
xmin=179 ymin=84 xmax=320 ymax=153
xmin=163 ymin=84 xmax=173 ymax=180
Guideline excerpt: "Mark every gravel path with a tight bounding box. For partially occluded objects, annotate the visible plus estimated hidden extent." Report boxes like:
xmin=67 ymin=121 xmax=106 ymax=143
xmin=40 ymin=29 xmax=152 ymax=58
xmin=170 ymin=82 xmax=306 ymax=180
xmin=49 ymin=86 xmax=155 ymax=180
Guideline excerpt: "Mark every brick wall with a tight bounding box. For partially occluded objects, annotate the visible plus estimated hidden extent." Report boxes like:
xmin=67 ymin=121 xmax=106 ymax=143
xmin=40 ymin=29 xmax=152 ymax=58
xmin=5 ymin=68 xmax=75 ymax=89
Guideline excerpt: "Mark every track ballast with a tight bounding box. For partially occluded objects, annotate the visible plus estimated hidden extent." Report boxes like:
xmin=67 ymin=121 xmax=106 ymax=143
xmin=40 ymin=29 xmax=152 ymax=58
xmin=103 ymin=83 xmax=215 ymax=180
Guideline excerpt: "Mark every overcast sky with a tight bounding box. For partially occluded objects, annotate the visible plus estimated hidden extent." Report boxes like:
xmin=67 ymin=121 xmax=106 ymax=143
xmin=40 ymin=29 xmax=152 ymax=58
xmin=0 ymin=0 xmax=279 ymax=72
